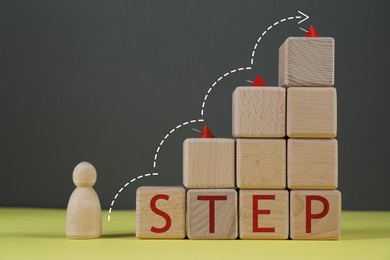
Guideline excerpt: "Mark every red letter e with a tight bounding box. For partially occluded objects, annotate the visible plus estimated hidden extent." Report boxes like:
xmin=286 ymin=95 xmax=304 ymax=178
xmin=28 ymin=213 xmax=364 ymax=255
xmin=252 ymin=195 xmax=275 ymax=233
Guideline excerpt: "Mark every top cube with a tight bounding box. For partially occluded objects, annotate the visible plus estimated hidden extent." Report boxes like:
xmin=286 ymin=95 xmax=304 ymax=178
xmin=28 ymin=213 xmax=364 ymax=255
xmin=279 ymin=37 xmax=335 ymax=87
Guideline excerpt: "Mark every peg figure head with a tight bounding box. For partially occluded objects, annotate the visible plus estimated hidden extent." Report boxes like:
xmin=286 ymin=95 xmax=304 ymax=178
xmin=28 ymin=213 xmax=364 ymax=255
xmin=72 ymin=162 xmax=97 ymax=187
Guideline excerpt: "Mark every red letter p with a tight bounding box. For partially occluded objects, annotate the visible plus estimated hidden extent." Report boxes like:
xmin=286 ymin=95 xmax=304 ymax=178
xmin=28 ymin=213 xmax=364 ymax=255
xmin=306 ymin=195 xmax=329 ymax=233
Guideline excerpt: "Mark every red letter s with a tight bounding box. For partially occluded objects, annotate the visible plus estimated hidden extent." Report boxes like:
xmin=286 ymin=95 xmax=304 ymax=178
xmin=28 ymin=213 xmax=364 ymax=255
xmin=150 ymin=194 xmax=171 ymax=233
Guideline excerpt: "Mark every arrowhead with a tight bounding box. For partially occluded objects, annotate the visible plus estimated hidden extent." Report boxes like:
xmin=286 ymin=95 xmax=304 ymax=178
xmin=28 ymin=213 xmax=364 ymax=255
xmin=305 ymin=25 xmax=319 ymax=37
xmin=297 ymin=10 xmax=309 ymax=24
xmin=251 ymin=75 xmax=267 ymax=87
xmin=199 ymin=125 xmax=215 ymax=138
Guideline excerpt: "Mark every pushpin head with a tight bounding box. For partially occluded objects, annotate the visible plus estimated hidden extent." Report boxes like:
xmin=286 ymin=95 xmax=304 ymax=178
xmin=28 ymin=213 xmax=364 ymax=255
xmin=199 ymin=125 xmax=215 ymax=138
xmin=251 ymin=75 xmax=267 ymax=87
xmin=72 ymin=162 xmax=97 ymax=187
xmin=305 ymin=25 xmax=319 ymax=37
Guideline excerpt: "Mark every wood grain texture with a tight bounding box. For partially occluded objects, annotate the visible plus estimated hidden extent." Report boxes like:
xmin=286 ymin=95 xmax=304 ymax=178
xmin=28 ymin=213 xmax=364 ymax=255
xmin=183 ymin=138 xmax=235 ymax=188
xmin=287 ymin=87 xmax=337 ymax=138
xmin=232 ymin=87 xmax=286 ymax=138
xmin=236 ymin=139 xmax=286 ymax=189
xmin=288 ymin=139 xmax=338 ymax=189
xmin=136 ymin=186 xmax=185 ymax=239
xmin=290 ymin=190 xmax=341 ymax=240
xmin=239 ymin=190 xmax=288 ymax=239
xmin=187 ymin=189 xmax=237 ymax=239
xmin=279 ymin=37 xmax=335 ymax=87
xmin=66 ymin=162 xmax=101 ymax=239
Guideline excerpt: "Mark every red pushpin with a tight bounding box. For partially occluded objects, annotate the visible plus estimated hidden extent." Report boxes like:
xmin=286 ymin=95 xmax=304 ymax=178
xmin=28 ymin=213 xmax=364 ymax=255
xmin=199 ymin=125 xmax=215 ymax=138
xmin=305 ymin=25 xmax=319 ymax=37
xmin=251 ymin=75 xmax=267 ymax=87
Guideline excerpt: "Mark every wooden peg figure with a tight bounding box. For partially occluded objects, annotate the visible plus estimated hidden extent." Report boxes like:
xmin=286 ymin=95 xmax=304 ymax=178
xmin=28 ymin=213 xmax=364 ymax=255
xmin=66 ymin=162 xmax=102 ymax=239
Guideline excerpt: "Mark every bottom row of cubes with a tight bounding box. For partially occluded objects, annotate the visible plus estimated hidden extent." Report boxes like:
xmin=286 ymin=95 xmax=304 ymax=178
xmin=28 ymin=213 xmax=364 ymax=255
xmin=136 ymin=187 xmax=341 ymax=240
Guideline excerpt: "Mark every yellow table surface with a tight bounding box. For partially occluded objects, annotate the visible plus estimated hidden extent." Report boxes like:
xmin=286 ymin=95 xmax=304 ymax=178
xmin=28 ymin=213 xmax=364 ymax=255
xmin=1 ymin=209 xmax=389 ymax=259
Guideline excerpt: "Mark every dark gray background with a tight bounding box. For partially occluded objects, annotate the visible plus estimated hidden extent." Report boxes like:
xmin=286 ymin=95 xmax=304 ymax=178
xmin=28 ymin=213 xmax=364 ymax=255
xmin=1 ymin=0 xmax=389 ymax=210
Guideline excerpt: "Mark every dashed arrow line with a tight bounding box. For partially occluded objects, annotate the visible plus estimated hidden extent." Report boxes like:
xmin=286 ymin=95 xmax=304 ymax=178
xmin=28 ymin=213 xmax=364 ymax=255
xmin=250 ymin=10 xmax=309 ymax=65
xmin=200 ymin=66 xmax=252 ymax=116
xmin=200 ymin=11 xmax=309 ymax=117
xmin=108 ymin=10 xmax=310 ymax=222
xmin=152 ymin=119 xmax=204 ymax=169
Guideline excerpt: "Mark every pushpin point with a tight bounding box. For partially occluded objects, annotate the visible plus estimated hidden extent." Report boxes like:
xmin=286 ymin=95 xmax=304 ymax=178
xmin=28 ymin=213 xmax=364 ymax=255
xmin=305 ymin=25 xmax=319 ymax=37
xmin=199 ymin=125 xmax=215 ymax=138
xmin=251 ymin=75 xmax=267 ymax=87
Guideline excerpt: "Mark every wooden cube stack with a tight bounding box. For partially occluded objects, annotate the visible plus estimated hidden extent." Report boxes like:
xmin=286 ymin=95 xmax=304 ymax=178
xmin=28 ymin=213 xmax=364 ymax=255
xmin=183 ymin=137 xmax=238 ymax=239
xmin=136 ymin=33 xmax=340 ymax=240
xmin=232 ymin=84 xmax=289 ymax=240
xmin=280 ymin=36 xmax=341 ymax=240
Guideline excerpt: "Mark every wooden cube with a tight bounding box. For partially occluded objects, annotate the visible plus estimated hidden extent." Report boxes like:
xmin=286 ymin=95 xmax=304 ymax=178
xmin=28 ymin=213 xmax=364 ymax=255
xmin=136 ymin=186 xmax=185 ymax=239
xmin=236 ymin=139 xmax=286 ymax=189
xmin=290 ymin=190 xmax=341 ymax=240
xmin=187 ymin=189 xmax=237 ymax=239
xmin=287 ymin=87 xmax=337 ymax=138
xmin=232 ymin=87 xmax=286 ymax=138
xmin=239 ymin=190 xmax=288 ymax=239
xmin=288 ymin=139 xmax=338 ymax=189
xmin=279 ymin=37 xmax=335 ymax=87
xmin=183 ymin=138 xmax=235 ymax=188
